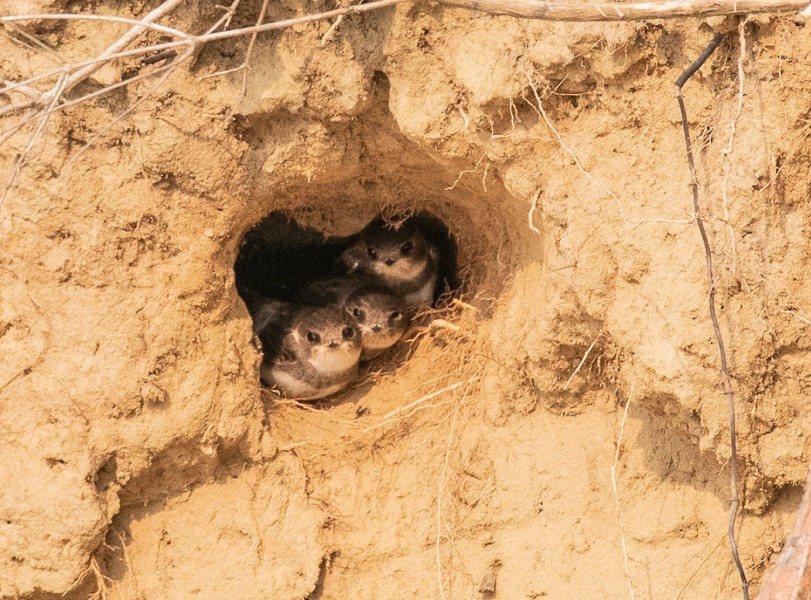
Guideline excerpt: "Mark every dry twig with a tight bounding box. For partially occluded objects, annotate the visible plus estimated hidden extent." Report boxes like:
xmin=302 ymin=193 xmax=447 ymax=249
xmin=675 ymin=31 xmax=749 ymax=600
xmin=200 ymin=0 xmax=270 ymax=103
xmin=440 ymin=0 xmax=808 ymax=20
xmin=0 ymin=0 xmax=186 ymax=208
xmin=1 ymin=24 xmax=67 ymax=64
xmin=0 ymin=0 xmax=404 ymax=119
xmin=2 ymin=0 xmax=186 ymax=109
xmin=0 ymin=0 xmax=409 ymax=208
xmin=62 ymin=0 xmax=243 ymax=174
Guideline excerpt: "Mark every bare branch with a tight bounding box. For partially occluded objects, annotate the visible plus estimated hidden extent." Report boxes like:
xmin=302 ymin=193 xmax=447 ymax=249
xmin=0 ymin=0 xmax=184 ymax=115
xmin=199 ymin=0 xmax=270 ymax=103
xmin=240 ymin=0 xmax=270 ymax=99
xmin=439 ymin=0 xmax=808 ymax=21
xmin=1 ymin=24 xmax=67 ymax=64
xmin=0 ymin=0 xmax=407 ymax=119
xmin=0 ymin=11 xmax=188 ymax=40
xmin=0 ymin=0 xmax=234 ymax=203
xmin=0 ymin=73 xmax=67 ymax=210
xmin=62 ymin=0 xmax=243 ymax=173
xmin=55 ymin=0 xmax=185 ymax=99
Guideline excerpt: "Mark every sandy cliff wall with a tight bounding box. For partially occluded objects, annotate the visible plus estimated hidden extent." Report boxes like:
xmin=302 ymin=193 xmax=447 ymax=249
xmin=1 ymin=1 xmax=811 ymax=598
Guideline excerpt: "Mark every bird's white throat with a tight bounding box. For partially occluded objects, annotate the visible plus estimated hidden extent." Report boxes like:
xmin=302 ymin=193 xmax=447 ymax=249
xmin=372 ymin=259 xmax=425 ymax=281
xmin=309 ymin=344 xmax=360 ymax=372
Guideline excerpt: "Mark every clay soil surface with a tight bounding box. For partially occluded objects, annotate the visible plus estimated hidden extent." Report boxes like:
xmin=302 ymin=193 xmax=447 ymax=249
xmin=2 ymin=1 xmax=811 ymax=598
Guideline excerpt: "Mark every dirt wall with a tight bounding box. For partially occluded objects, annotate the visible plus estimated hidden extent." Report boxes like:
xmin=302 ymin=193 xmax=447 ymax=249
xmin=2 ymin=1 xmax=811 ymax=598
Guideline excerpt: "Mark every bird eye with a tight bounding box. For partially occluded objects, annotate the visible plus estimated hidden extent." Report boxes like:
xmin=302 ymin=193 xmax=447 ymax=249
xmin=351 ymin=307 xmax=365 ymax=320
xmin=400 ymin=241 xmax=414 ymax=256
xmin=306 ymin=331 xmax=321 ymax=344
xmin=367 ymin=247 xmax=378 ymax=259
xmin=342 ymin=327 xmax=355 ymax=340
xmin=389 ymin=311 xmax=402 ymax=322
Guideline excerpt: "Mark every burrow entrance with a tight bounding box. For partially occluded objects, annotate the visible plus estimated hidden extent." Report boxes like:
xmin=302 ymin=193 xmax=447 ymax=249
xmin=229 ymin=73 xmax=546 ymax=405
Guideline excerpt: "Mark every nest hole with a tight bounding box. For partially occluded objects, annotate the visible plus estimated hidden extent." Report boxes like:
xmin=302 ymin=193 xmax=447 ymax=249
xmin=234 ymin=210 xmax=464 ymax=399
xmin=230 ymin=72 xmax=544 ymax=402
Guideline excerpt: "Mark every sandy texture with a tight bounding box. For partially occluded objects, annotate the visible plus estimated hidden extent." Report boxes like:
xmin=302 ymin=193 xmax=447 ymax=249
xmin=2 ymin=1 xmax=811 ymax=598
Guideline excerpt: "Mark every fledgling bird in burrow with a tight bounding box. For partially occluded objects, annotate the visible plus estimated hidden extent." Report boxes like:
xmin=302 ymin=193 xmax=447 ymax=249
xmin=252 ymin=299 xmax=361 ymax=400
xmin=339 ymin=219 xmax=439 ymax=308
xmin=301 ymin=275 xmax=409 ymax=360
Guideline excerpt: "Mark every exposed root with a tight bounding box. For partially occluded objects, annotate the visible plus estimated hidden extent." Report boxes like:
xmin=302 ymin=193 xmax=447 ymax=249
xmin=528 ymin=190 xmax=541 ymax=235
xmin=611 ymin=379 xmax=636 ymax=600
xmin=719 ymin=19 xmax=750 ymax=276
xmin=675 ymin=30 xmax=749 ymax=599
xmin=520 ymin=62 xmax=694 ymax=229
xmin=562 ymin=333 xmax=601 ymax=391
xmin=445 ymin=152 xmax=487 ymax=191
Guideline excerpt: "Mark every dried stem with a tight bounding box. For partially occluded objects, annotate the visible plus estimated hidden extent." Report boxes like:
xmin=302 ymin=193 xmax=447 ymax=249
xmin=440 ymin=0 xmax=808 ymax=21
xmin=37 ymin=0 xmax=184 ymax=101
xmin=0 ymin=0 xmax=407 ymax=119
xmin=199 ymin=0 xmax=268 ymax=103
xmin=675 ymin=31 xmax=749 ymax=600
xmin=1 ymin=0 xmax=186 ymax=207
xmin=62 ymin=0 xmax=242 ymax=173
xmin=0 ymin=73 xmax=67 ymax=209
xmin=239 ymin=0 xmax=270 ymax=99
xmin=2 ymin=24 xmax=67 ymax=64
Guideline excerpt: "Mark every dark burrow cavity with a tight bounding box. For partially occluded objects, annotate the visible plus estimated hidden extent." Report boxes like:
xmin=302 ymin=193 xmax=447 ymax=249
xmin=234 ymin=210 xmax=459 ymax=400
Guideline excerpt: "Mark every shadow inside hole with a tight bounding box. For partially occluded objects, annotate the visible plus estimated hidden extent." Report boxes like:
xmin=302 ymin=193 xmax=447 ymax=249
xmin=234 ymin=210 xmax=459 ymax=306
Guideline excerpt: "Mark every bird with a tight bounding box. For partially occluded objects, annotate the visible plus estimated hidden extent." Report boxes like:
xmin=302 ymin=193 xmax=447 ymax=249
xmin=251 ymin=299 xmax=361 ymax=400
xmin=301 ymin=275 xmax=409 ymax=360
xmin=339 ymin=218 xmax=439 ymax=308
